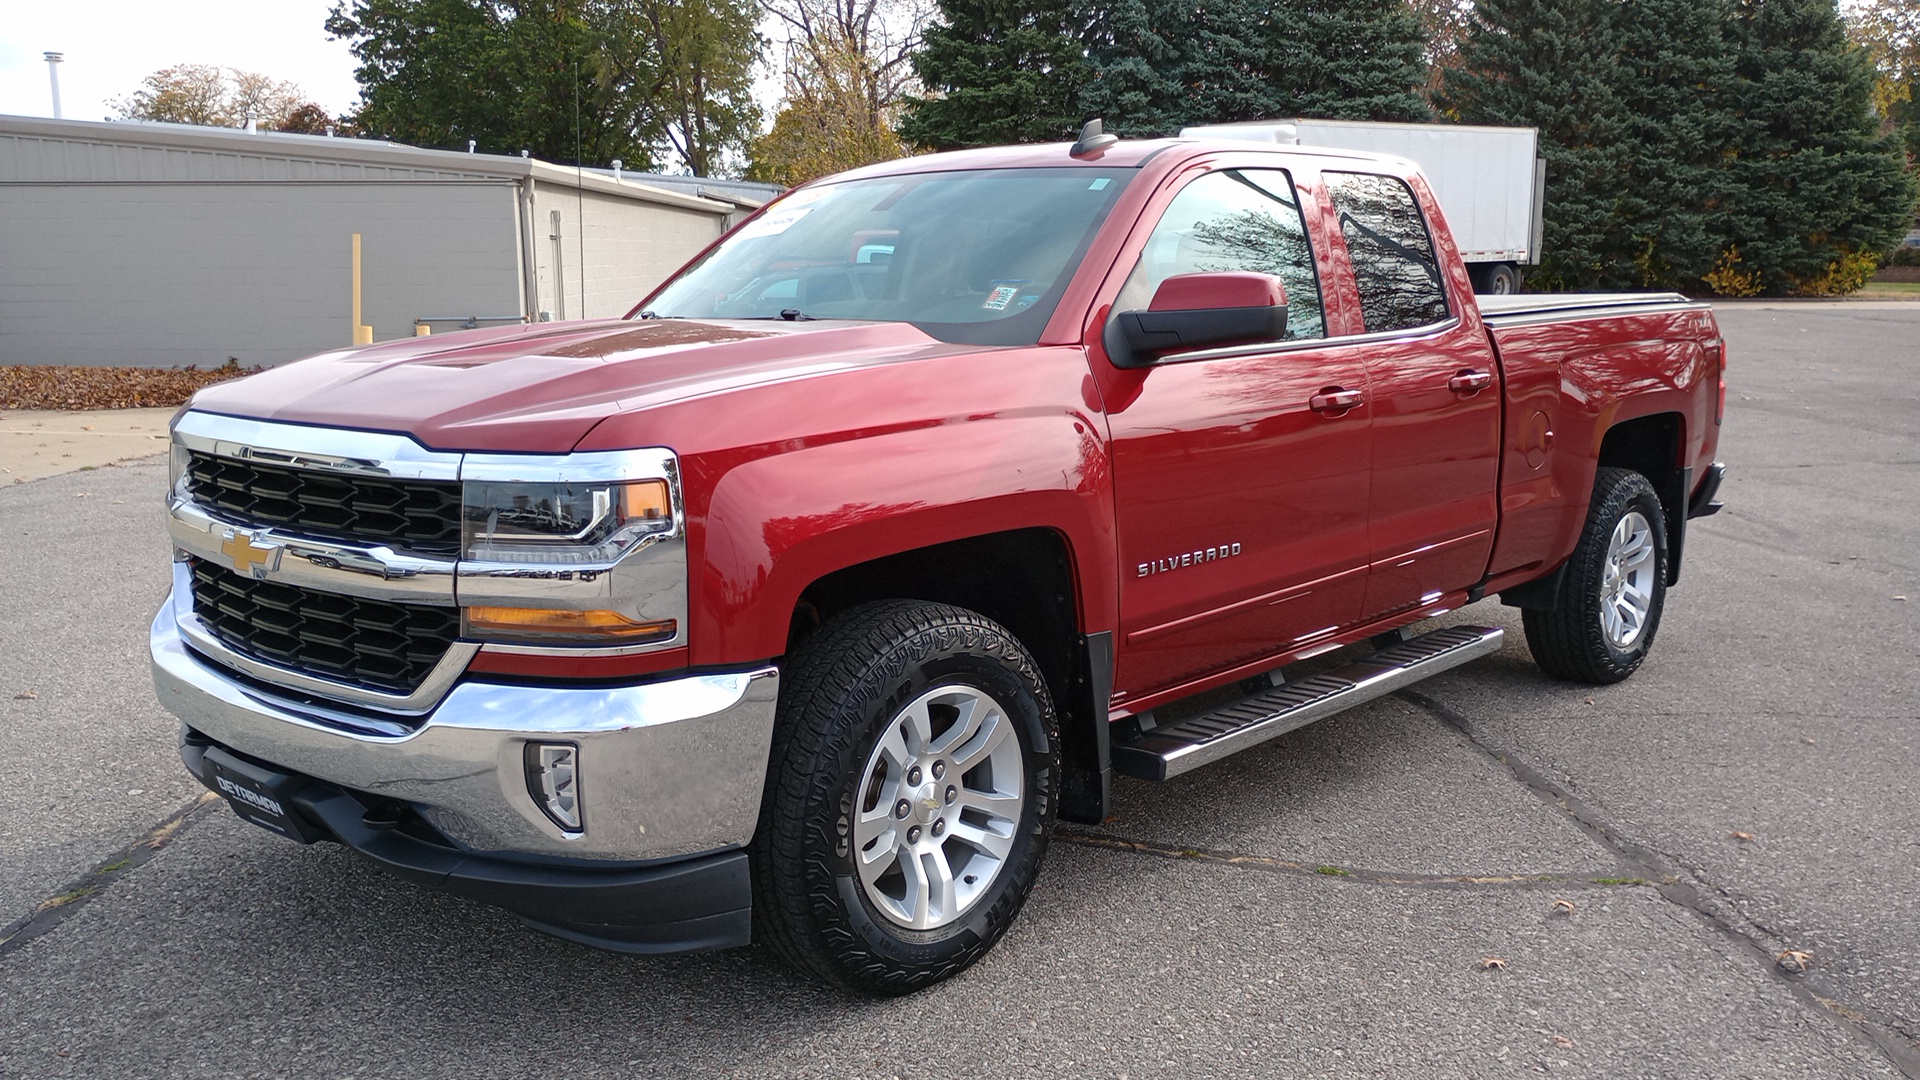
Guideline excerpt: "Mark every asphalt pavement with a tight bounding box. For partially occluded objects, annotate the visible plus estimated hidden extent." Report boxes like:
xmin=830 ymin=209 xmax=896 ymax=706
xmin=1 ymin=300 xmax=1916 ymax=1078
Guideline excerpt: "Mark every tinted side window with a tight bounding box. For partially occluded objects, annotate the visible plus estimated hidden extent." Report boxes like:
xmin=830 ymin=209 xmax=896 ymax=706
xmin=1120 ymin=169 xmax=1326 ymax=341
xmin=1324 ymin=172 xmax=1449 ymax=334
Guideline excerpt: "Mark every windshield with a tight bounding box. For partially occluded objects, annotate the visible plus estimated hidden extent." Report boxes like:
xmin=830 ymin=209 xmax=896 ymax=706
xmin=642 ymin=167 xmax=1134 ymax=345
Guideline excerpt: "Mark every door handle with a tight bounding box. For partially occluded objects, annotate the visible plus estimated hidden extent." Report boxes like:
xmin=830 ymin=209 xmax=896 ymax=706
xmin=1309 ymin=387 xmax=1364 ymax=414
xmin=1448 ymin=369 xmax=1494 ymax=395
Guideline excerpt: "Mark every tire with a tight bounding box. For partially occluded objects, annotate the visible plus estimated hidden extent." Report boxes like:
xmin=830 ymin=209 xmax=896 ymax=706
xmin=1522 ymin=467 xmax=1669 ymax=685
xmin=750 ymin=600 xmax=1058 ymax=994
xmin=1479 ymin=262 xmax=1521 ymax=295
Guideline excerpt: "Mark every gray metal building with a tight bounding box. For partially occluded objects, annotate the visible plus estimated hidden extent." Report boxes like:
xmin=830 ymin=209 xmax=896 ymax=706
xmin=0 ymin=115 xmax=773 ymax=367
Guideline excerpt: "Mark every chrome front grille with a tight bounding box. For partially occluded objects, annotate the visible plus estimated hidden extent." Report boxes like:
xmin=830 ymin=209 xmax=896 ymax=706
xmin=187 ymin=556 xmax=460 ymax=695
xmin=185 ymin=450 xmax=464 ymax=555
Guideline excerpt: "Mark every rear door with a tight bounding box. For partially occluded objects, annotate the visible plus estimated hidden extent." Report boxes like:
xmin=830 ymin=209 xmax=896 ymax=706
xmin=1320 ymin=171 xmax=1502 ymax=619
xmin=1100 ymin=166 xmax=1375 ymax=698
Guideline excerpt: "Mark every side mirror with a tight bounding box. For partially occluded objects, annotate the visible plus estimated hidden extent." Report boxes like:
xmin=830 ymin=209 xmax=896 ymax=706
xmin=1111 ymin=272 xmax=1289 ymax=368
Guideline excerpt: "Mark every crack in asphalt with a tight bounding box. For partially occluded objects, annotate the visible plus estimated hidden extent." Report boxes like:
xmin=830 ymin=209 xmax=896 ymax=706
xmin=1053 ymin=830 xmax=1642 ymax=891
xmin=0 ymin=792 xmax=219 ymax=961
xmin=1394 ymin=687 xmax=1920 ymax=1078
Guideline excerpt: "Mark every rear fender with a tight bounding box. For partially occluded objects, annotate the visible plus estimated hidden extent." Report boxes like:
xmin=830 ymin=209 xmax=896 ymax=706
xmin=1487 ymin=313 xmax=1717 ymax=586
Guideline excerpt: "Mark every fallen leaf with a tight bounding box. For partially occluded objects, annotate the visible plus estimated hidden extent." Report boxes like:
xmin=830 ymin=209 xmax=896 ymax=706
xmin=1801 ymin=737 xmax=1817 ymax=745
xmin=1 ymin=361 xmax=261 ymax=411
xmin=1551 ymin=1035 xmax=1576 ymax=1049
xmin=1730 ymin=831 xmax=1755 ymax=842
xmin=1583 ymin=697 xmax=1595 ymax=705
xmin=13 ymin=689 xmax=36 ymax=699
xmin=1777 ymin=950 xmax=1813 ymax=973
xmin=1480 ymin=956 xmax=1507 ymax=971
xmin=1552 ymin=898 xmax=1577 ymax=916
xmin=81 ymin=424 xmax=95 ymax=431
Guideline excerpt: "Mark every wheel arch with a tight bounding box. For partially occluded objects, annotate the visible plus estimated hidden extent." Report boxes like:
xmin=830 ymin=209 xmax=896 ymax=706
xmin=1596 ymin=411 xmax=1690 ymax=586
xmin=787 ymin=528 xmax=1113 ymax=826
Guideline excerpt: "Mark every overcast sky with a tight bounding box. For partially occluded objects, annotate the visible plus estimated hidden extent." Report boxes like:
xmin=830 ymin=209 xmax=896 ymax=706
xmin=1 ymin=0 xmax=787 ymax=142
xmin=0 ymin=0 xmax=363 ymax=121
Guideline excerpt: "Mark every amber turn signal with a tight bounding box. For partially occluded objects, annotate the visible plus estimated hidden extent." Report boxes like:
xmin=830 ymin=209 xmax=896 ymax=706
xmin=465 ymin=606 xmax=677 ymax=642
xmin=623 ymin=479 xmax=672 ymax=523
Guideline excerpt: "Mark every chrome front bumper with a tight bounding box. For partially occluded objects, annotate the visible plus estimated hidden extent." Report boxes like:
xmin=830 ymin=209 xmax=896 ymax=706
xmin=151 ymin=592 xmax=779 ymax=864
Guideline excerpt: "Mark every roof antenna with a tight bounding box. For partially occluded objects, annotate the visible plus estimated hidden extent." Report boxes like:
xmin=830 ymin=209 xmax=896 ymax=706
xmin=1071 ymin=117 xmax=1118 ymax=159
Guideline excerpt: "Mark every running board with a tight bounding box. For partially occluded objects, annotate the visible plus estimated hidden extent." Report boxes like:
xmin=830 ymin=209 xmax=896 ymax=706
xmin=1111 ymin=625 xmax=1504 ymax=781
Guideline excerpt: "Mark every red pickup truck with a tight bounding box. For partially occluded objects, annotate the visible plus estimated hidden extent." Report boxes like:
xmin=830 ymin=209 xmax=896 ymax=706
xmin=152 ymin=125 xmax=1726 ymax=994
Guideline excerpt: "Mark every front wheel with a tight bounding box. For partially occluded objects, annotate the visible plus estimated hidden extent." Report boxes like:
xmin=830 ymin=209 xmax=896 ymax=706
xmin=1523 ymin=467 xmax=1669 ymax=684
xmin=751 ymin=600 xmax=1058 ymax=994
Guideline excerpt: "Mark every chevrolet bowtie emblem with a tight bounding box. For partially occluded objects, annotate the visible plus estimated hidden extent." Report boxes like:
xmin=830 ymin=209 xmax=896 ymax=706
xmin=220 ymin=528 xmax=280 ymax=579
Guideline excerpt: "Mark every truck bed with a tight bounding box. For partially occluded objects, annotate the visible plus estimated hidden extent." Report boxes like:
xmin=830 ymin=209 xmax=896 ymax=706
xmin=1476 ymin=290 xmax=1722 ymax=599
xmin=1476 ymin=292 xmax=1707 ymax=328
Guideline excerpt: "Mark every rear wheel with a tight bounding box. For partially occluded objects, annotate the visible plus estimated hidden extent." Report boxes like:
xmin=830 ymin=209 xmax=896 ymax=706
xmin=1523 ymin=467 xmax=1668 ymax=684
xmin=751 ymin=600 xmax=1058 ymax=994
xmin=1476 ymin=262 xmax=1521 ymax=295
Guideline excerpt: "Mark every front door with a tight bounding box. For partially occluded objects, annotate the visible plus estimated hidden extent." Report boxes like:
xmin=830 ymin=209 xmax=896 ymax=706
xmin=1102 ymin=167 xmax=1376 ymax=699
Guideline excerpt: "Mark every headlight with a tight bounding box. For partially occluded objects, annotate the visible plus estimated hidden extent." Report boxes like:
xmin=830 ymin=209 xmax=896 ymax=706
xmin=462 ymin=479 xmax=673 ymax=564
xmin=456 ymin=460 xmax=687 ymax=650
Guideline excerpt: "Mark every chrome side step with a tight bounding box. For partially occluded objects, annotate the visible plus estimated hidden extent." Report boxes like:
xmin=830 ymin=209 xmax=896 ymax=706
xmin=1111 ymin=625 xmax=1504 ymax=781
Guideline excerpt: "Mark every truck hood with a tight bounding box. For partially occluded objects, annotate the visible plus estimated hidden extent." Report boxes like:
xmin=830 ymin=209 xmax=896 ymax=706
xmin=187 ymin=318 xmax=980 ymax=452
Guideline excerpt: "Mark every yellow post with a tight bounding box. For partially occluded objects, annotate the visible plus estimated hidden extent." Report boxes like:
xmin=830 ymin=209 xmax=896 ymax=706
xmin=351 ymin=233 xmax=373 ymax=345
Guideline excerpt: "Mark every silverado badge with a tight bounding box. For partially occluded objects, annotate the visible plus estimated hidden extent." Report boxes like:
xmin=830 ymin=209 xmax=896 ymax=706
xmin=1138 ymin=542 xmax=1242 ymax=578
xmin=220 ymin=528 xmax=281 ymax=579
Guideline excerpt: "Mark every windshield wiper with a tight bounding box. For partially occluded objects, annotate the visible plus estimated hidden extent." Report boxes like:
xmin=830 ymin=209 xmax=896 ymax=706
xmin=779 ymin=308 xmax=814 ymax=321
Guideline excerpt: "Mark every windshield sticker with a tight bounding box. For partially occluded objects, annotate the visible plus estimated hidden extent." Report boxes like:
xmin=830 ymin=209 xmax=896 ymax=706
xmin=734 ymin=205 xmax=813 ymax=240
xmin=983 ymin=280 xmax=1031 ymax=311
xmin=1089 ymin=177 xmax=1112 ymax=191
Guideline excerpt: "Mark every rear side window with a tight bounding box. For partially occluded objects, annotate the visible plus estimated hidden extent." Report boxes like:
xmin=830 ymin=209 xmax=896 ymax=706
xmin=1119 ymin=169 xmax=1326 ymax=341
xmin=1324 ymin=172 xmax=1449 ymax=334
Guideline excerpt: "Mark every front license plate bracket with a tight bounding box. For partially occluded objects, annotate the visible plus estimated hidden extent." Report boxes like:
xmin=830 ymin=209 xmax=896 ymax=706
xmin=202 ymin=745 xmax=328 ymax=844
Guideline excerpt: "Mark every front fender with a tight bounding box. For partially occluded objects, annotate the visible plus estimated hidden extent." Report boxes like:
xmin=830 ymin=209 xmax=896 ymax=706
xmin=689 ymin=410 xmax=1116 ymax=664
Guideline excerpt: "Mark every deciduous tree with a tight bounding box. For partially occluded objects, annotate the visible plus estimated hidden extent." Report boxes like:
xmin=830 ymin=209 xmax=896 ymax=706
xmin=326 ymin=0 xmax=763 ymax=175
xmin=748 ymin=0 xmax=929 ymax=181
xmin=1845 ymin=0 xmax=1920 ymax=158
xmin=113 ymin=64 xmax=327 ymax=130
xmin=749 ymin=34 xmax=911 ymax=183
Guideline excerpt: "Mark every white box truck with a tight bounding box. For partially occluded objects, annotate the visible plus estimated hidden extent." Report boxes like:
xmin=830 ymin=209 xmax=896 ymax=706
xmin=1181 ymin=119 xmax=1546 ymax=294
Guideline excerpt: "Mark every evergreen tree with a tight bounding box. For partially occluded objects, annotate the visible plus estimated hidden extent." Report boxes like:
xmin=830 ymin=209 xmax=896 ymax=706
xmin=1718 ymin=0 xmax=1916 ymax=294
xmin=1077 ymin=0 xmax=1186 ymax=136
xmin=1441 ymin=0 xmax=1627 ymax=287
xmin=899 ymin=0 xmax=1092 ymax=148
xmin=1080 ymin=0 xmax=1428 ymax=136
xmin=1450 ymin=0 xmax=1915 ymax=293
xmin=1601 ymin=0 xmax=1743 ymax=289
xmin=1281 ymin=0 xmax=1430 ymax=120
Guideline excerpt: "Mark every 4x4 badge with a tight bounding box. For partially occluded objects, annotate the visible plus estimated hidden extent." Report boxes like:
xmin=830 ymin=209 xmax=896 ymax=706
xmin=220 ymin=528 xmax=281 ymax=579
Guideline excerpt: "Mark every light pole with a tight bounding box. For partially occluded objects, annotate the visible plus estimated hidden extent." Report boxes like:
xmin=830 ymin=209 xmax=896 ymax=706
xmin=44 ymin=52 xmax=64 ymax=120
